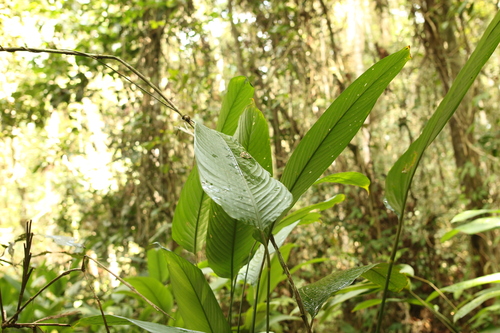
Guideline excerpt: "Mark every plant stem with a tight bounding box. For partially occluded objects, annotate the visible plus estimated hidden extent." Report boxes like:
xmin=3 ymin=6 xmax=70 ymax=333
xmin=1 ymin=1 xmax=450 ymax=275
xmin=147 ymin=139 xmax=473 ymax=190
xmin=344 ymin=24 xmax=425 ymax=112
xmin=269 ymin=235 xmax=312 ymax=333
xmin=409 ymin=290 xmax=459 ymax=333
xmin=375 ymin=208 xmax=406 ymax=333
xmin=0 ymin=46 xmax=193 ymax=127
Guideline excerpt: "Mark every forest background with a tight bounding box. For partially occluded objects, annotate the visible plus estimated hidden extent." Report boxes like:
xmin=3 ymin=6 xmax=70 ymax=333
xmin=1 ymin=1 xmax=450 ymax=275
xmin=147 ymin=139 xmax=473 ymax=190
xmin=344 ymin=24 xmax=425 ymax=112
xmin=0 ymin=0 xmax=499 ymax=332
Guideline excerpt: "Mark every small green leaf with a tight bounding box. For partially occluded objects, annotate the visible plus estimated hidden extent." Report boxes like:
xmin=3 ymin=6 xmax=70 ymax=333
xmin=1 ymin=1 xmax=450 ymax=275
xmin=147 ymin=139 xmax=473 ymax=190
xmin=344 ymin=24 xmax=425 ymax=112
xmin=74 ymin=315 xmax=203 ymax=333
xmin=123 ymin=277 xmax=173 ymax=313
xmin=161 ymin=248 xmax=231 ymax=333
xmin=299 ymin=264 xmax=379 ymax=318
xmin=275 ymin=194 xmax=345 ymax=232
xmin=195 ymin=123 xmax=292 ymax=231
xmin=314 ymin=172 xmax=370 ymax=193
xmin=361 ymin=263 xmax=409 ymax=292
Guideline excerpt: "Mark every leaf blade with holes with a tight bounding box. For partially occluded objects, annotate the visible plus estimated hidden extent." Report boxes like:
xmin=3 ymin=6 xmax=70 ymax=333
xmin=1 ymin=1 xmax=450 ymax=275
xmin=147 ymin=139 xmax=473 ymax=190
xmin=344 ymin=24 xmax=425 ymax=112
xmin=195 ymin=123 xmax=292 ymax=231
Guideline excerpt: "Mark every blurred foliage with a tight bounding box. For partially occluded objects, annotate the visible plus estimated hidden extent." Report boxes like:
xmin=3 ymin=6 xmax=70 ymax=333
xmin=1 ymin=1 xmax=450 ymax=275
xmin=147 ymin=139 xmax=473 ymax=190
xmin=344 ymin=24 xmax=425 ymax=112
xmin=1 ymin=0 xmax=499 ymax=331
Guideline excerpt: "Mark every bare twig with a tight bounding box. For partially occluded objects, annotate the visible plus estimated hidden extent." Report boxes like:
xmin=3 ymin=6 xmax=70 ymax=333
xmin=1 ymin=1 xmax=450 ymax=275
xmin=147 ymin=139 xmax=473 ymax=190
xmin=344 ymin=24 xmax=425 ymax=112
xmin=0 ymin=46 xmax=193 ymax=127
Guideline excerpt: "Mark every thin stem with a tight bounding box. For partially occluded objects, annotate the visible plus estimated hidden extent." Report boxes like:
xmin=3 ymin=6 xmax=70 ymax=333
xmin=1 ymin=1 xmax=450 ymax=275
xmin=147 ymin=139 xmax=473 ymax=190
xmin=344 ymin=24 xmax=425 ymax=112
xmin=265 ymin=246 xmax=271 ymax=333
xmin=375 ymin=207 xmax=406 ymax=333
xmin=84 ymin=270 xmax=110 ymax=333
xmin=269 ymin=235 xmax=312 ymax=333
xmin=409 ymin=289 xmax=459 ymax=333
xmin=0 ymin=46 xmax=193 ymax=127
xmin=411 ymin=275 xmax=457 ymax=311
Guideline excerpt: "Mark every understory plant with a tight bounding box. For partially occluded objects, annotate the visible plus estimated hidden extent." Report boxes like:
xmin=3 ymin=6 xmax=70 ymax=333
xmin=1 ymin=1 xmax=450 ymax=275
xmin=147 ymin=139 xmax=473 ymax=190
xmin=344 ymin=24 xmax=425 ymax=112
xmin=1 ymin=8 xmax=499 ymax=333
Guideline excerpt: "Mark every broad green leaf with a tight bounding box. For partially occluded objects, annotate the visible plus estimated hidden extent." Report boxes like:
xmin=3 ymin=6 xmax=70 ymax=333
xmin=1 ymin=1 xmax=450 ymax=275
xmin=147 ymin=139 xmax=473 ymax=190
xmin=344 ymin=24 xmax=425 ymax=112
xmin=441 ymin=217 xmax=500 ymax=242
xmin=216 ymin=76 xmax=255 ymax=134
xmin=385 ymin=13 xmax=500 ymax=216
xmin=454 ymin=289 xmax=500 ymax=322
xmin=195 ymin=123 xmax=292 ymax=231
xmin=172 ymin=76 xmax=254 ymax=253
xmin=426 ymin=273 xmax=500 ymax=302
xmin=74 ymin=315 xmax=203 ymax=333
xmin=161 ymin=248 xmax=231 ymax=333
xmin=299 ymin=263 xmax=379 ymax=318
xmin=275 ymin=194 xmax=345 ymax=232
xmin=147 ymin=248 xmax=169 ymax=282
xmin=206 ymin=201 xmax=256 ymax=279
xmin=281 ymin=47 xmax=410 ymax=205
xmin=172 ymin=167 xmax=211 ymax=253
xmin=451 ymin=209 xmax=500 ymax=223
xmin=360 ymin=263 xmax=409 ymax=292
xmin=206 ymin=104 xmax=273 ymax=279
xmin=314 ymin=172 xmax=370 ymax=193
xmin=123 ymin=277 xmax=173 ymax=313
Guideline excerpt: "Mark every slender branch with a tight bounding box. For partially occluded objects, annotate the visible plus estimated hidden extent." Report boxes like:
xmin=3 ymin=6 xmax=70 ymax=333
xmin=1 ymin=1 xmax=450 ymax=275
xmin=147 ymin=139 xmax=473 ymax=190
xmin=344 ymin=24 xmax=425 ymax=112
xmin=84 ymin=256 xmax=173 ymax=319
xmin=269 ymin=235 xmax=312 ymax=333
xmin=0 ymin=46 xmax=193 ymax=127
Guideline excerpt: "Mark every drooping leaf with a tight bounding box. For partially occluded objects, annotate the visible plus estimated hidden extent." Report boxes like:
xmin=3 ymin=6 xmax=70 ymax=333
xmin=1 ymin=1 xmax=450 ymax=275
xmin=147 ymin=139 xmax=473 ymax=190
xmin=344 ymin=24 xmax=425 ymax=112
xmin=454 ymin=289 xmax=500 ymax=323
xmin=385 ymin=12 xmax=500 ymax=217
xmin=314 ymin=172 xmax=370 ymax=193
xmin=441 ymin=217 xmax=500 ymax=242
xmin=299 ymin=264 xmax=379 ymax=318
xmin=360 ymin=263 xmax=409 ymax=292
xmin=281 ymin=46 xmax=411 ymax=206
xmin=122 ymin=277 xmax=173 ymax=313
xmin=161 ymin=248 xmax=231 ymax=333
xmin=275 ymin=194 xmax=345 ymax=232
xmin=195 ymin=123 xmax=292 ymax=231
xmin=206 ymin=103 xmax=273 ymax=279
xmin=147 ymin=248 xmax=169 ymax=282
xmin=74 ymin=315 xmax=203 ymax=333
xmin=172 ymin=76 xmax=254 ymax=253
